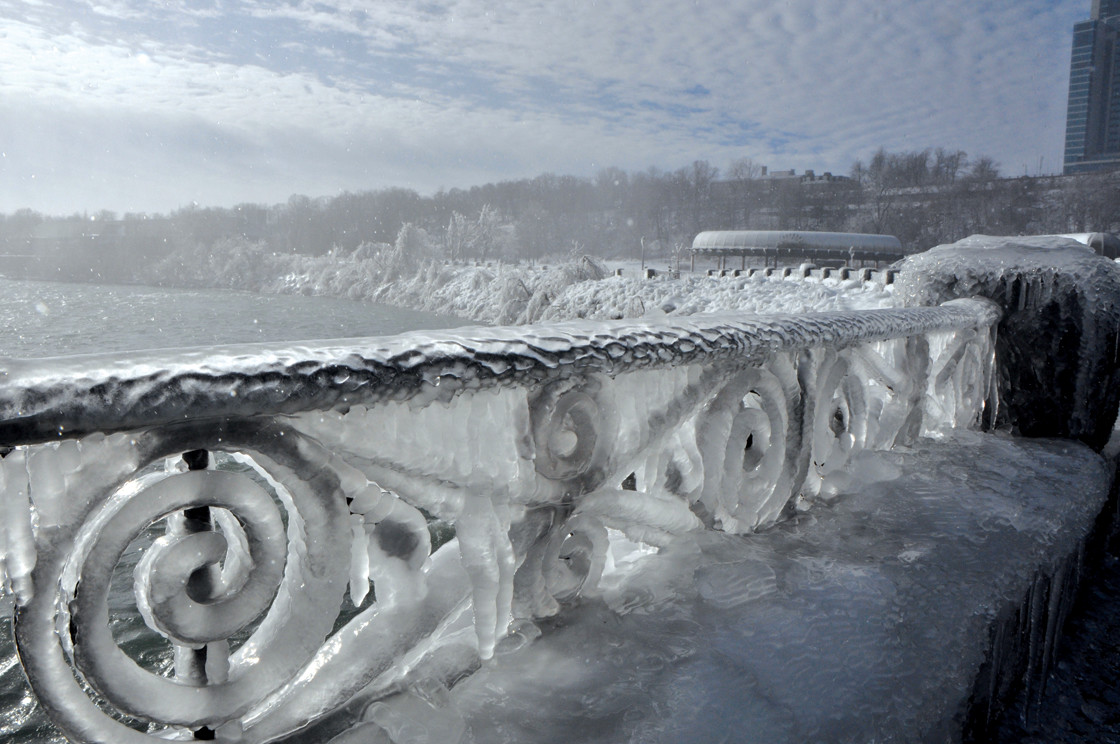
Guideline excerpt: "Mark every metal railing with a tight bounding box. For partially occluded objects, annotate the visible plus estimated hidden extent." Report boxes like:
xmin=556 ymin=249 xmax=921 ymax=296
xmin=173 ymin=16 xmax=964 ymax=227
xmin=0 ymin=298 xmax=1000 ymax=743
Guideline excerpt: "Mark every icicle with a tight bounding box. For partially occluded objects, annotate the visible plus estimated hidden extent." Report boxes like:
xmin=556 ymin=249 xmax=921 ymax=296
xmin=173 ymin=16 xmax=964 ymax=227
xmin=455 ymin=495 xmax=515 ymax=660
xmin=0 ymin=449 xmax=35 ymax=605
xmin=349 ymin=515 xmax=371 ymax=607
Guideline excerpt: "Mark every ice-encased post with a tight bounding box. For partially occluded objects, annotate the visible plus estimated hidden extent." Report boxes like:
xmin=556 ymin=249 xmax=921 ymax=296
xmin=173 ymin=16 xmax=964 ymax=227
xmin=896 ymin=235 xmax=1120 ymax=450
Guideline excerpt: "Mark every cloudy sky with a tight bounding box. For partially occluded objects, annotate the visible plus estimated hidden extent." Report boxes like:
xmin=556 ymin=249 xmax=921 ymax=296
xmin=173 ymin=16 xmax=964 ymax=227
xmin=0 ymin=0 xmax=1084 ymax=216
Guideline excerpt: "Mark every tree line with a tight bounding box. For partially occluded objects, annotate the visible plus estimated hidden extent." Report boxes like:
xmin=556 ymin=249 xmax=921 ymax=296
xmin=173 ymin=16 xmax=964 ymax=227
xmin=2 ymin=147 xmax=1119 ymax=284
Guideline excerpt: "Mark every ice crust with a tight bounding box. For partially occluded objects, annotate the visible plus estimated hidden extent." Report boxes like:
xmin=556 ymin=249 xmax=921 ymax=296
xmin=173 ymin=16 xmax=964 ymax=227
xmin=431 ymin=433 xmax=1109 ymax=744
xmin=43 ymin=250 xmax=1120 ymax=744
xmin=896 ymin=234 xmax=1120 ymax=449
xmin=269 ymin=254 xmax=894 ymax=326
xmin=0 ymin=301 xmax=998 ymax=447
xmin=534 ymin=270 xmax=896 ymax=322
xmin=0 ymin=291 xmax=1013 ymax=743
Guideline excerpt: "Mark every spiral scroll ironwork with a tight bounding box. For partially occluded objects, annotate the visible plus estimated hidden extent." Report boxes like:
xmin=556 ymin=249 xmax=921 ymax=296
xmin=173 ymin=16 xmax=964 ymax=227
xmin=0 ymin=300 xmax=1003 ymax=742
xmin=695 ymin=354 xmax=805 ymax=532
xmin=13 ymin=420 xmax=353 ymax=742
xmin=801 ymin=350 xmax=871 ymax=502
xmin=530 ymin=378 xmax=617 ymax=491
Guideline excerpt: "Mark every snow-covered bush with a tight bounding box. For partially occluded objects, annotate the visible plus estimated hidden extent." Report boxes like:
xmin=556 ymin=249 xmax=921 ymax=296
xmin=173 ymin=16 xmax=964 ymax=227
xmin=141 ymin=237 xmax=283 ymax=291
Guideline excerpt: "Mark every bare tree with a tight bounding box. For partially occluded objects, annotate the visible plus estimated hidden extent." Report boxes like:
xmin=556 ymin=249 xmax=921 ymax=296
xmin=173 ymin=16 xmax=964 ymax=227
xmin=725 ymin=157 xmax=763 ymax=228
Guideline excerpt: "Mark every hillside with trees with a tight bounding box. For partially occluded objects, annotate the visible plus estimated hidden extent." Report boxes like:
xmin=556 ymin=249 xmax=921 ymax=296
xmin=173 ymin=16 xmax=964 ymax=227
xmin=1 ymin=148 xmax=1118 ymax=289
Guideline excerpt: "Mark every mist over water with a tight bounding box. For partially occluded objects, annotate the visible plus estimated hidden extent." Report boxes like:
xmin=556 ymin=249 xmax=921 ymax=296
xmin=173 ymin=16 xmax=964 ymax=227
xmin=0 ymin=278 xmax=470 ymax=359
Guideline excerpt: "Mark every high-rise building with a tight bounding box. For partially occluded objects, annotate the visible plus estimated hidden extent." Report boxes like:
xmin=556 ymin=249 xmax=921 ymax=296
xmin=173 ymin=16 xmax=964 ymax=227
xmin=1064 ymin=1 xmax=1120 ymax=173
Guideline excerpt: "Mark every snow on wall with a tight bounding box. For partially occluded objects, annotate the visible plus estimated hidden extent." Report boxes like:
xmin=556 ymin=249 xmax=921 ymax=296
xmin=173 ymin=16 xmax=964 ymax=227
xmin=895 ymin=234 xmax=1120 ymax=449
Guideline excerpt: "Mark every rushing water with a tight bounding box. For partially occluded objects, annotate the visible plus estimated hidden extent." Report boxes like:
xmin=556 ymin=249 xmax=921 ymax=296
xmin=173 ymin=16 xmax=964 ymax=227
xmin=0 ymin=277 xmax=472 ymax=743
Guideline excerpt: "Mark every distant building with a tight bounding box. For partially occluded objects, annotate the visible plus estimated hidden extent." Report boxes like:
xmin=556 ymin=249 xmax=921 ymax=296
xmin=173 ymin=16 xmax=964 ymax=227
xmin=1063 ymin=1 xmax=1120 ymax=174
xmin=751 ymin=167 xmax=852 ymax=185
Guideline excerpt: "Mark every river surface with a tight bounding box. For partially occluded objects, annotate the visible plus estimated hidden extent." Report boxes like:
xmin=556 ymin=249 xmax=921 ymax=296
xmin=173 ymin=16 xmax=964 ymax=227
xmin=0 ymin=277 xmax=472 ymax=743
xmin=0 ymin=278 xmax=471 ymax=359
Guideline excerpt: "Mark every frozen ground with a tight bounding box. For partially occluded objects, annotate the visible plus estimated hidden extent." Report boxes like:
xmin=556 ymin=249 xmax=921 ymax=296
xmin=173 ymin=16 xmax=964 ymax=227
xmin=329 ymin=431 xmax=1109 ymax=744
xmin=271 ymin=255 xmax=896 ymax=325
xmin=539 ymin=264 xmax=894 ymax=321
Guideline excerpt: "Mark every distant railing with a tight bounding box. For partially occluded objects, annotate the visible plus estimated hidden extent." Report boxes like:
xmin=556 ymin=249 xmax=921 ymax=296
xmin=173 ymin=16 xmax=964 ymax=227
xmin=704 ymin=265 xmax=899 ymax=283
xmin=0 ymin=299 xmax=1000 ymax=743
xmin=690 ymin=230 xmax=906 ymax=270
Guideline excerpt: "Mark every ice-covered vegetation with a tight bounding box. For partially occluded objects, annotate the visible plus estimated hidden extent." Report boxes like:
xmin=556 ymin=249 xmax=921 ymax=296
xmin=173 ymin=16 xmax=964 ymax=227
xmin=265 ymin=241 xmax=616 ymax=325
xmin=139 ymin=231 xmax=616 ymax=324
xmin=131 ymin=225 xmax=894 ymax=325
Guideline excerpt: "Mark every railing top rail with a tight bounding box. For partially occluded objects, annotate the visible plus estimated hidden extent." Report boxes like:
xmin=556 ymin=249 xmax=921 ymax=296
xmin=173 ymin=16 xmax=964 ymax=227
xmin=0 ymin=299 xmax=999 ymax=447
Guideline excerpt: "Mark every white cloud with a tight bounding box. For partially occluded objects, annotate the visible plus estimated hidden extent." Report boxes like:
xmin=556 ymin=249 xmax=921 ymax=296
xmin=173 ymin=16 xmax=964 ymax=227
xmin=0 ymin=0 xmax=1086 ymax=213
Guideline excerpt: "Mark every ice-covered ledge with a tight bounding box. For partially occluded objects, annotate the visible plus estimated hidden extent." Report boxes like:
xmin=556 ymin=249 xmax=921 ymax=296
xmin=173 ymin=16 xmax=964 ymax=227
xmin=896 ymin=234 xmax=1120 ymax=449
xmin=0 ymin=302 xmax=995 ymax=445
xmin=445 ymin=433 xmax=1110 ymax=743
xmin=0 ymin=298 xmax=1003 ymax=743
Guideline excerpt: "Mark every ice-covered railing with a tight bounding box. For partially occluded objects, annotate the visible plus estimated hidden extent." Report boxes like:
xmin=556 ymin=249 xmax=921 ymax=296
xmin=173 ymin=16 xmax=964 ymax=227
xmin=0 ymin=300 xmax=1001 ymax=743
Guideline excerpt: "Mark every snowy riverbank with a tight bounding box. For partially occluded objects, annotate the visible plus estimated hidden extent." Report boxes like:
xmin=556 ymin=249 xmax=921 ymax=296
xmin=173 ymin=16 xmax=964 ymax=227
xmin=137 ymin=238 xmax=897 ymax=325
xmin=265 ymin=255 xmax=896 ymax=324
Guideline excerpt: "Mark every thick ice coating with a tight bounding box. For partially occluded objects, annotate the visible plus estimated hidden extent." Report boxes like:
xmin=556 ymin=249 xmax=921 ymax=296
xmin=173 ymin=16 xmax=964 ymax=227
xmin=433 ymin=434 xmax=1110 ymax=744
xmin=896 ymin=234 xmax=1120 ymax=449
xmin=0 ymin=296 xmax=1007 ymax=743
xmin=0 ymin=302 xmax=999 ymax=446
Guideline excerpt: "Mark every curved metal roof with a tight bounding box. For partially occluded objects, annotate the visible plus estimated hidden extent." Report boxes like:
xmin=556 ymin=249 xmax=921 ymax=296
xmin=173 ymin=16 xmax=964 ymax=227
xmin=692 ymin=230 xmax=904 ymax=256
